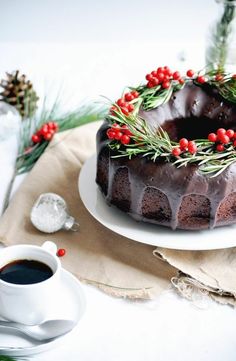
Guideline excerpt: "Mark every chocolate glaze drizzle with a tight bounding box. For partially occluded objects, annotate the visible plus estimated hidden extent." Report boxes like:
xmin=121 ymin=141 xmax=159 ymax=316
xmin=96 ymin=83 xmax=236 ymax=230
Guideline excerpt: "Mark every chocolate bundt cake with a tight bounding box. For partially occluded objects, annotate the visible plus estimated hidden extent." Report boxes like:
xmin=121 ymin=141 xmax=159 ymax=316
xmin=96 ymin=67 xmax=236 ymax=230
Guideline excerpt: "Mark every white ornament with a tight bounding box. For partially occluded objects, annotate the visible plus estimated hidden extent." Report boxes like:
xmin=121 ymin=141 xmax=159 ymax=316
xmin=30 ymin=193 xmax=79 ymax=233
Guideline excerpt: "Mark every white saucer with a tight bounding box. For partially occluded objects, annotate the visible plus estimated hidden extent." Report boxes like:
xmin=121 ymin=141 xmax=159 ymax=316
xmin=0 ymin=268 xmax=86 ymax=357
xmin=79 ymin=155 xmax=236 ymax=251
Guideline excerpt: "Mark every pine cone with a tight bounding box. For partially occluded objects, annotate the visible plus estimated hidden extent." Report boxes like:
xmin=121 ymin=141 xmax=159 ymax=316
xmin=0 ymin=70 xmax=39 ymax=119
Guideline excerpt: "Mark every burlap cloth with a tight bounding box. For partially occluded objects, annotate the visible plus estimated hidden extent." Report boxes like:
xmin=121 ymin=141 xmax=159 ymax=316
xmin=1 ymin=121 xmax=236 ymax=306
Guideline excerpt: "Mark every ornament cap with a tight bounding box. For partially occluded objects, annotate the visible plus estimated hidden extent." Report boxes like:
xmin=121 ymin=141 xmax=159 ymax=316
xmin=63 ymin=216 xmax=80 ymax=231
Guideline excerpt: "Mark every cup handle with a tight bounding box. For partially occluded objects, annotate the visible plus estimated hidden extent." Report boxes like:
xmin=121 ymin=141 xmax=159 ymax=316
xmin=41 ymin=241 xmax=58 ymax=255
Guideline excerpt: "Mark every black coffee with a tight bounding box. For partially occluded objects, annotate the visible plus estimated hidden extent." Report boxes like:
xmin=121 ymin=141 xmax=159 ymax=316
xmin=0 ymin=259 xmax=53 ymax=285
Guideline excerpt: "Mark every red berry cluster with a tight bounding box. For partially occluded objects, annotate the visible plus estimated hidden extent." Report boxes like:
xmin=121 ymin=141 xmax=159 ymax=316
xmin=208 ymin=128 xmax=236 ymax=152
xmin=31 ymin=122 xmax=59 ymax=144
xmin=106 ymin=123 xmax=132 ymax=145
xmin=145 ymin=66 xmax=185 ymax=89
xmin=172 ymin=138 xmax=197 ymax=157
xmin=110 ymin=90 xmax=139 ymax=116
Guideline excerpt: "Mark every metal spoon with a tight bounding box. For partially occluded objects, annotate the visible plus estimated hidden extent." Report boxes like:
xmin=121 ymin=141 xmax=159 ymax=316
xmin=0 ymin=319 xmax=76 ymax=341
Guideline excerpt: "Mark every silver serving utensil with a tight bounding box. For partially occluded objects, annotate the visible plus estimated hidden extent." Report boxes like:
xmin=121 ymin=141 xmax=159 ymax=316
xmin=0 ymin=319 xmax=76 ymax=341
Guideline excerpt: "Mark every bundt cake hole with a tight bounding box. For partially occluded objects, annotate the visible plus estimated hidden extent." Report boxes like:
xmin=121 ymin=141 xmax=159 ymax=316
xmin=141 ymin=187 xmax=172 ymax=223
xmin=161 ymin=116 xmax=234 ymax=142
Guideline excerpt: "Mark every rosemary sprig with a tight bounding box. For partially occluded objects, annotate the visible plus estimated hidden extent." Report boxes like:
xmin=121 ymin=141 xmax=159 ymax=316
xmin=135 ymin=82 xmax=184 ymax=111
xmin=107 ymin=108 xmax=236 ymax=178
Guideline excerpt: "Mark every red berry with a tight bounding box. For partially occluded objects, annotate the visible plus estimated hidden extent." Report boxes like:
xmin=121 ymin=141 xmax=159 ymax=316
xmin=163 ymin=66 xmax=170 ymax=73
xmin=157 ymin=67 xmax=164 ymax=73
xmin=208 ymin=133 xmax=217 ymax=142
xmin=127 ymin=103 xmax=134 ymax=112
xmin=172 ymin=147 xmax=181 ymax=156
xmin=179 ymin=138 xmax=188 ymax=149
xmin=131 ymin=90 xmax=139 ymax=98
xmin=188 ymin=141 xmax=197 ymax=154
xmin=217 ymin=128 xmax=226 ymax=138
xmin=114 ymin=131 xmax=123 ymax=140
xmin=163 ymin=75 xmax=170 ymax=82
xmin=107 ymin=129 xmax=116 ymax=139
xmin=157 ymin=72 xmax=165 ymax=82
xmin=117 ymin=98 xmax=126 ymax=107
xmin=186 ymin=69 xmax=194 ymax=77
xmin=112 ymin=123 xmax=120 ymax=129
xmin=47 ymin=121 xmax=55 ymax=129
xmin=178 ymin=78 xmax=185 ymax=84
xmin=125 ymin=93 xmax=134 ymax=102
xmin=152 ymin=78 xmax=160 ymax=86
xmin=44 ymin=132 xmax=53 ymax=141
xmin=40 ymin=124 xmax=49 ymax=136
xmin=173 ymin=71 xmax=181 ymax=80
xmin=219 ymin=134 xmax=230 ymax=144
xmin=216 ymin=144 xmax=224 ymax=152
xmin=162 ymin=81 xmax=170 ymax=89
xmin=146 ymin=74 xmax=154 ymax=81
xmin=31 ymin=134 xmax=41 ymax=143
xmin=226 ymin=129 xmax=234 ymax=138
xmin=121 ymin=107 xmax=129 ymax=115
xmin=121 ymin=134 xmax=130 ymax=145
xmin=215 ymin=74 xmax=223 ymax=81
xmin=121 ymin=125 xmax=133 ymax=136
xmin=197 ymin=75 xmax=206 ymax=84
xmin=151 ymin=70 xmax=158 ymax=77
xmin=147 ymin=81 xmax=154 ymax=88
xmin=57 ymin=248 xmax=66 ymax=257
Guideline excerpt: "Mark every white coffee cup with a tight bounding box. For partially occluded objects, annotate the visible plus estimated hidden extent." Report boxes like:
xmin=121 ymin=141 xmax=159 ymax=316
xmin=0 ymin=242 xmax=61 ymax=325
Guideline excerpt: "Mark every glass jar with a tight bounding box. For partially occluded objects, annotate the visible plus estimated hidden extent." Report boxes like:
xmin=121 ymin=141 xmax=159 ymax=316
xmin=206 ymin=0 xmax=236 ymax=72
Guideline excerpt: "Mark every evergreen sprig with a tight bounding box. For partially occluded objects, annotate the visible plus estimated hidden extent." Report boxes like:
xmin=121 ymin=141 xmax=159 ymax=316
xmin=2 ymin=99 xmax=106 ymax=214
xmin=206 ymin=0 xmax=236 ymax=71
xmin=16 ymin=102 xmax=106 ymax=175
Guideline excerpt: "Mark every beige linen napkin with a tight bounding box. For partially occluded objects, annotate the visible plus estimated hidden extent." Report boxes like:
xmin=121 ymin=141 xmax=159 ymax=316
xmin=0 ymin=121 xmax=236 ymax=305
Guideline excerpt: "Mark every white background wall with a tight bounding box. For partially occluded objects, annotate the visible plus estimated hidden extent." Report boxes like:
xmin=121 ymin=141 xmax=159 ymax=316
xmin=1 ymin=0 xmax=217 ymax=44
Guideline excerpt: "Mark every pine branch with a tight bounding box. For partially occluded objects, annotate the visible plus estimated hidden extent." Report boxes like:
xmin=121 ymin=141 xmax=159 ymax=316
xmin=206 ymin=0 xmax=236 ymax=70
xmin=1 ymin=99 xmax=106 ymax=215
xmin=0 ymin=356 xmax=27 ymax=361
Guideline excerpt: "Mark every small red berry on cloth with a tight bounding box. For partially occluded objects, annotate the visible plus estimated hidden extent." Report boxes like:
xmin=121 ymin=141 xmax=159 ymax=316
xmin=57 ymin=249 xmax=66 ymax=257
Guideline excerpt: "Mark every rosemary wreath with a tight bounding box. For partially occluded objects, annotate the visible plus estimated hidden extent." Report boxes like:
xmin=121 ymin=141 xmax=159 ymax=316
xmin=105 ymin=67 xmax=236 ymax=177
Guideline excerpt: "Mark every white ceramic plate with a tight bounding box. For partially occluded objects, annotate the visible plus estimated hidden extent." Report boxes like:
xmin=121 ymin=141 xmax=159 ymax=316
xmin=0 ymin=269 xmax=86 ymax=357
xmin=79 ymin=155 xmax=236 ymax=251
